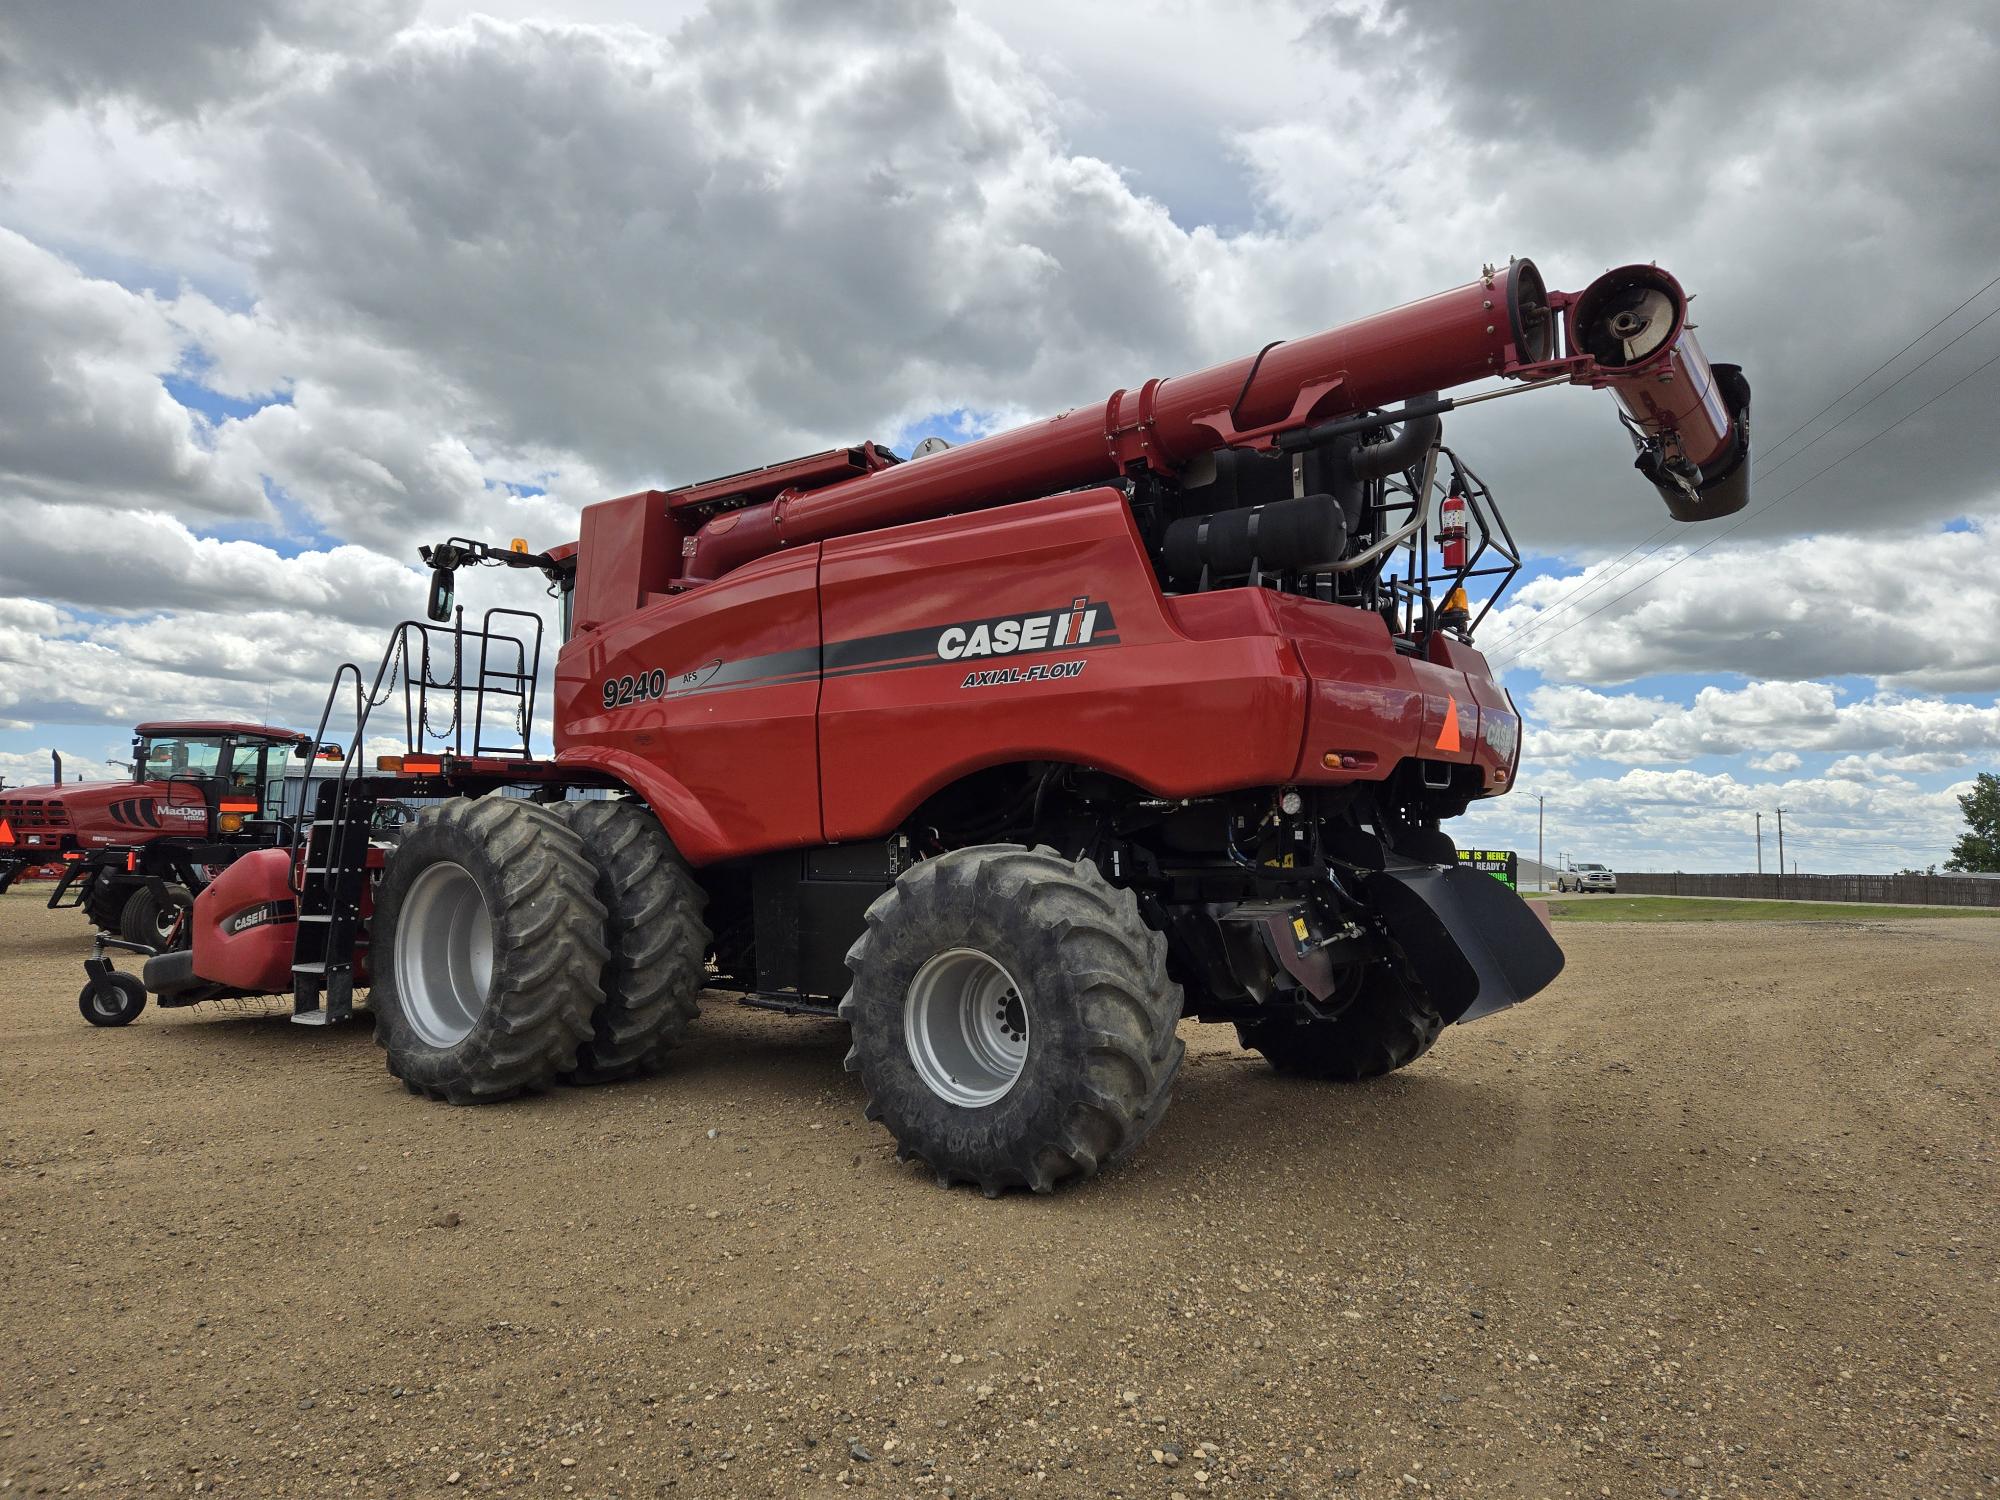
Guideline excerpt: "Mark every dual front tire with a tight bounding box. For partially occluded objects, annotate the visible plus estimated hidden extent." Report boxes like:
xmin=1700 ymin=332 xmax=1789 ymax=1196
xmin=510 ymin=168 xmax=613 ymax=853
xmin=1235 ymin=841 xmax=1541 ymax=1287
xmin=370 ymin=798 xmax=708 ymax=1104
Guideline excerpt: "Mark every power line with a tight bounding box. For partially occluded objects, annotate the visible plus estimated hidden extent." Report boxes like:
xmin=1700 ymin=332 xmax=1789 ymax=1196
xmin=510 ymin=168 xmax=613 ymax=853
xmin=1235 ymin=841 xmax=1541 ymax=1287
xmin=1751 ymin=269 xmax=2000 ymax=469
xmin=1480 ymin=270 xmax=2000 ymax=658
xmin=1754 ymin=299 xmax=2000 ymax=486
xmin=1478 ymin=526 xmax=1674 ymax=655
xmin=1488 ymin=340 xmax=2000 ymax=670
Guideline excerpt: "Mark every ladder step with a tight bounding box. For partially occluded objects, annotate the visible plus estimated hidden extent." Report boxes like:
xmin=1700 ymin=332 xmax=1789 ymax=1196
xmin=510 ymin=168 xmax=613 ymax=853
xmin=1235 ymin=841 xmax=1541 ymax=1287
xmin=298 ymin=914 xmax=333 ymax=923
xmin=293 ymin=961 xmax=327 ymax=974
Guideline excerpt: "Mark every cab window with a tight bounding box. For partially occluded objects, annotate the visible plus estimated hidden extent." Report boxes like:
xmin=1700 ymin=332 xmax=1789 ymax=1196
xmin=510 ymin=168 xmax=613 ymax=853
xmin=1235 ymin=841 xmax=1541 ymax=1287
xmin=224 ymin=740 xmax=271 ymax=793
xmin=141 ymin=735 xmax=227 ymax=779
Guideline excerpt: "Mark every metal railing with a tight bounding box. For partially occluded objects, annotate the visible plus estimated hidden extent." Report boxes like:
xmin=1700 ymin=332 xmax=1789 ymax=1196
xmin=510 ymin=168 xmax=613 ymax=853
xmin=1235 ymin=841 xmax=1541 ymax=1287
xmin=293 ymin=609 xmax=545 ymax=883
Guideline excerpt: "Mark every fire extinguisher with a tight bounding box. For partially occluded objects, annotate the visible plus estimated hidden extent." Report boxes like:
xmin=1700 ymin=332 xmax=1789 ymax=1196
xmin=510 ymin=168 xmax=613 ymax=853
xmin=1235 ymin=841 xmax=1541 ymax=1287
xmin=1438 ymin=492 xmax=1470 ymax=571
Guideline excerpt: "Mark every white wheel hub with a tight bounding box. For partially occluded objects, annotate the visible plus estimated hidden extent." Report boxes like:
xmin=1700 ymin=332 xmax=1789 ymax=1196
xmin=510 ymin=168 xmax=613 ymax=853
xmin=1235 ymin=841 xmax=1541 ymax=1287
xmin=394 ymin=860 xmax=495 ymax=1048
xmin=904 ymin=948 xmax=1030 ymax=1107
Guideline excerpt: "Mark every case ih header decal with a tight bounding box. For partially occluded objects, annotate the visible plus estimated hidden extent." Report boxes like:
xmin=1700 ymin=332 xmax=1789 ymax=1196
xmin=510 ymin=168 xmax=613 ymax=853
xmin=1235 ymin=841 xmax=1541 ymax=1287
xmin=598 ymin=599 xmax=1119 ymax=708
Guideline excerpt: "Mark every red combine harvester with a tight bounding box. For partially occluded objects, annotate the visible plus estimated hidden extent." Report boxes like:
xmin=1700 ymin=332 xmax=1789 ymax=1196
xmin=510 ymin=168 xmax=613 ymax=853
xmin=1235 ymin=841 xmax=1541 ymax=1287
xmin=109 ymin=259 xmax=1748 ymax=1193
xmin=1 ymin=722 xmax=318 ymax=947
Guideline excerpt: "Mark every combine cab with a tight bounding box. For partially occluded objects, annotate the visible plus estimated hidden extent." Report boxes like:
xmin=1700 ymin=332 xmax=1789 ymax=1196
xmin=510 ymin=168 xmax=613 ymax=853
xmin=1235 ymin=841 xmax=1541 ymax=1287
xmin=112 ymin=255 xmax=1750 ymax=1194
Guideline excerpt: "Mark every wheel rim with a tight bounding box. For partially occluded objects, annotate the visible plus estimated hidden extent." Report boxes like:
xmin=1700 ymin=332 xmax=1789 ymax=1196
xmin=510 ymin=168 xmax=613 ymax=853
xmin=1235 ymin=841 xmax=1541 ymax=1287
xmin=904 ymin=948 xmax=1030 ymax=1107
xmin=394 ymin=860 xmax=495 ymax=1048
xmin=91 ymin=987 xmax=126 ymax=1019
xmin=151 ymin=901 xmax=181 ymax=943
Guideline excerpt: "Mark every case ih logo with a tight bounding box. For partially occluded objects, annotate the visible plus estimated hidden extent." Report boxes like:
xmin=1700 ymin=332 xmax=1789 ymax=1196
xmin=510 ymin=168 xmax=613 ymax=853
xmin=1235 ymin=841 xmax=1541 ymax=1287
xmin=107 ymin=799 xmax=205 ymax=829
xmin=222 ymin=899 xmax=296 ymax=935
xmin=935 ymin=598 xmax=1114 ymax=661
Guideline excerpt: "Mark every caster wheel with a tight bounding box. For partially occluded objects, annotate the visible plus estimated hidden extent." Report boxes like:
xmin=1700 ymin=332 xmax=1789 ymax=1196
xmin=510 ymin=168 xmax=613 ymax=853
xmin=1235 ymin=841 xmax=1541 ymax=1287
xmin=79 ymin=972 xmax=149 ymax=1027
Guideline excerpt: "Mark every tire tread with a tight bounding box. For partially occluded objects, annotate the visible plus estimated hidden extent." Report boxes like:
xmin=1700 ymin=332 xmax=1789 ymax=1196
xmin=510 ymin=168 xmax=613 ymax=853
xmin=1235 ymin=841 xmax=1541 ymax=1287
xmin=840 ymin=843 xmax=1184 ymax=1194
xmin=374 ymin=797 xmax=607 ymax=1104
xmin=552 ymin=799 xmax=710 ymax=1083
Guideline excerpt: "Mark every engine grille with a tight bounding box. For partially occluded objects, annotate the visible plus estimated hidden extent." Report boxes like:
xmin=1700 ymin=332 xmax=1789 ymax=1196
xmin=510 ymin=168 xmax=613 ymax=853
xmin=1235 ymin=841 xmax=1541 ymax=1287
xmin=0 ymin=798 xmax=71 ymax=831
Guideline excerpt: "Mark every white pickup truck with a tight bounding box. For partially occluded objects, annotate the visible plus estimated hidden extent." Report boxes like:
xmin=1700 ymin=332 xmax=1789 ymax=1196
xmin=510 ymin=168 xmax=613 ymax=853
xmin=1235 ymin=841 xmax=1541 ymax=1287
xmin=1555 ymin=861 xmax=1618 ymax=893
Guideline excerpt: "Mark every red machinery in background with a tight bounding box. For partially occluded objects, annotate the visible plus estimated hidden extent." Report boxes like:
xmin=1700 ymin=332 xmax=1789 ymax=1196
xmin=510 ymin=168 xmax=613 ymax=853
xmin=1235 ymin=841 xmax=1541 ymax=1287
xmin=1 ymin=721 xmax=317 ymax=950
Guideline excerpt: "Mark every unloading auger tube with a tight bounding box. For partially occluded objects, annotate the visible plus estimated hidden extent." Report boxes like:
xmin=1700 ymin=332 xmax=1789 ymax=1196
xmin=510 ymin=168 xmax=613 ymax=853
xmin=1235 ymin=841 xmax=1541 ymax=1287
xmin=679 ymin=258 xmax=1750 ymax=583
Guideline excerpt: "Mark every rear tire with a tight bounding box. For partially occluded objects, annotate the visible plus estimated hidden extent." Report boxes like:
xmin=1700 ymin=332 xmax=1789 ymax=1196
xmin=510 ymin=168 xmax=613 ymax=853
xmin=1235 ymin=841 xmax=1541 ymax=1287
xmin=552 ymin=800 xmax=709 ymax=1083
xmin=371 ymin=798 xmax=607 ymax=1104
xmin=840 ymin=845 xmax=1184 ymax=1195
xmin=79 ymin=972 xmax=148 ymax=1026
xmin=1237 ymin=973 xmax=1442 ymax=1081
xmin=84 ymin=873 xmax=132 ymax=933
xmin=120 ymin=884 xmax=191 ymax=949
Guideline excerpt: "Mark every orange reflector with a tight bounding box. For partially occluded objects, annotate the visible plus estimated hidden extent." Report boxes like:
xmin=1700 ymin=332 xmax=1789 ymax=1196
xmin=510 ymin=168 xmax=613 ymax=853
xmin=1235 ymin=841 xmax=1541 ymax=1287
xmin=126 ymin=850 xmax=138 ymax=872
xmin=63 ymin=851 xmax=83 ymax=860
xmin=0 ymin=818 xmax=13 ymax=845
xmin=402 ymin=756 xmax=443 ymax=774
xmin=1435 ymin=696 xmax=1463 ymax=753
xmin=375 ymin=755 xmax=404 ymax=772
xmin=219 ymin=800 xmax=258 ymax=813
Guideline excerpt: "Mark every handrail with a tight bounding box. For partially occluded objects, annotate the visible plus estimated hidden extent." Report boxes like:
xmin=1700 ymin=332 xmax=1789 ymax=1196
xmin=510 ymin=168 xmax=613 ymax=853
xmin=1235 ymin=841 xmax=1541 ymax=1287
xmin=295 ymin=612 xmax=547 ymax=894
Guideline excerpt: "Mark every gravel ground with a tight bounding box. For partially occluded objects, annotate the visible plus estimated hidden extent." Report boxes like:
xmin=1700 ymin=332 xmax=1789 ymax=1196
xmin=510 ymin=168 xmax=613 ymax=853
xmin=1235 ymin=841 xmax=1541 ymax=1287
xmin=1 ymin=886 xmax=1994 ymax=1498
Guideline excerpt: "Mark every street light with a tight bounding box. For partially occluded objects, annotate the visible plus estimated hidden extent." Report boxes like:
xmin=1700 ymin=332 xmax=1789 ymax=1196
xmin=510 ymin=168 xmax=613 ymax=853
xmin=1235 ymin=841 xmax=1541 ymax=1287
xmin=1535 ymin=793 xmax=1546 ymax=892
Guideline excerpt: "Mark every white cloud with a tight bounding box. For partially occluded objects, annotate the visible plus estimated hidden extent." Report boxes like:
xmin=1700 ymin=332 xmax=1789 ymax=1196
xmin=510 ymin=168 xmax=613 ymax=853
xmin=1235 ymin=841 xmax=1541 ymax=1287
xmin=1522 ymin=679 xmax=2000 ymax=770
xmin=0 ymin=0 xmax=418 ymax=139
xmin=0 ymin=503 xmax=423 ymax=618
xmin=1487 ymin=520 xmax=2000 ymax=693
xmin=0 ymin=229 xmax=267 ymax=516
xmin=2 ymin=0 xmax=1997 ymax=877
xmin=1456 ymin=762 xmax=1969 ymax=875
xmin=0 ymin=747 xmax=122 ymax=789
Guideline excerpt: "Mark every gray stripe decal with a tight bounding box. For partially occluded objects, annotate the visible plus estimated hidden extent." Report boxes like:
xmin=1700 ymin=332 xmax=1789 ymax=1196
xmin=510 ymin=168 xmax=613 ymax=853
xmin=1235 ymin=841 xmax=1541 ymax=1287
xmin=645 ymin=602 xmax=1121 ymax=700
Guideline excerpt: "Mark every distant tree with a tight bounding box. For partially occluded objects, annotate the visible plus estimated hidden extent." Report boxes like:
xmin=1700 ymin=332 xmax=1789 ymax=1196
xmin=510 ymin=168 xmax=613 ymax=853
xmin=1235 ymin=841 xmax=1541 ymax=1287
xmin=1946 ymin=772 xmax=2000 ymax=872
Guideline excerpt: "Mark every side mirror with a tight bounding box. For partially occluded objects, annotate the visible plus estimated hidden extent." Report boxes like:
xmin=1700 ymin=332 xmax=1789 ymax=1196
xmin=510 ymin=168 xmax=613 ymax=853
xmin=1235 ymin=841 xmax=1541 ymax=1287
xmin=427 ymin=566 xmax=455 ymax=622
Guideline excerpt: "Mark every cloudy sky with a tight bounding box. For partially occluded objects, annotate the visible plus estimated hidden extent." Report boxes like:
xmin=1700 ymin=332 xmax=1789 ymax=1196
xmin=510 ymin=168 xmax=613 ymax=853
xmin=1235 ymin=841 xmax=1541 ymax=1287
xmin=2 ymin=0 xmax=1996 ymax=872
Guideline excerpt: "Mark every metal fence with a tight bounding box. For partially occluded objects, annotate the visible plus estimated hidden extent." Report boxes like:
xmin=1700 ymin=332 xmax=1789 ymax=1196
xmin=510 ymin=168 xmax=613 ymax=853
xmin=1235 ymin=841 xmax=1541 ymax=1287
xmin=1614 ymin=871 xmax=2000 ymax=908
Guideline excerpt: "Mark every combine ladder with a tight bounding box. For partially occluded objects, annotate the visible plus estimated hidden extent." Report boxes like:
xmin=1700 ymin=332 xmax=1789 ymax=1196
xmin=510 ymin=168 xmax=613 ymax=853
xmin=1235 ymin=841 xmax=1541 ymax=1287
xmin=291 ymin=661 xmax=373 ymax=1025
xmin=288 ymin=609 xmax=545 ymax=1025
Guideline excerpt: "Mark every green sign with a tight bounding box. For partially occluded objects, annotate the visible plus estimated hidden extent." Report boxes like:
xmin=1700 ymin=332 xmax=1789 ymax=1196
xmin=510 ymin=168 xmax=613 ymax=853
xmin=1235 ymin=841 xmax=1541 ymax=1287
xmin=1456 ymin=848 xmax=1518 ymax=889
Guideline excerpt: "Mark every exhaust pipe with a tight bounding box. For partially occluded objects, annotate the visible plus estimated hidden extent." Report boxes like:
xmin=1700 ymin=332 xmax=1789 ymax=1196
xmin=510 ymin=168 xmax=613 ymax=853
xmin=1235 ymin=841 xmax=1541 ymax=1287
xmin=1570 ymin=265 xmax=1751 ymax=522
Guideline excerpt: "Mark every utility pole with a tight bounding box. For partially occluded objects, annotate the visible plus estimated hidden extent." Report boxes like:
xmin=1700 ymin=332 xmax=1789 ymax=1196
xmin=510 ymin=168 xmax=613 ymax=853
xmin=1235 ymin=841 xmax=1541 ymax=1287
xmin=1775 ymin=806 xmax=1787 ymax=896
xmin=1755 ymin=812 xmax=1762 ymax=876
xmin=1536 ymin=793 xmax=1546 ymax=891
